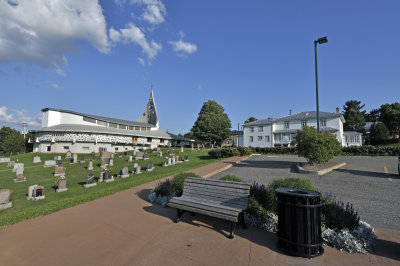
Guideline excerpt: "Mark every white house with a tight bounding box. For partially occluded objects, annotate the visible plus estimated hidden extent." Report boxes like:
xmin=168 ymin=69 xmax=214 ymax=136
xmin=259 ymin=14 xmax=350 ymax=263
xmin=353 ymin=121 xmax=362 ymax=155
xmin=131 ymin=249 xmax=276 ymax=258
xmin=31 ymin=90 xmax=189 ymax=153
xmin=243 ymin=109 xmax=362 ymax=148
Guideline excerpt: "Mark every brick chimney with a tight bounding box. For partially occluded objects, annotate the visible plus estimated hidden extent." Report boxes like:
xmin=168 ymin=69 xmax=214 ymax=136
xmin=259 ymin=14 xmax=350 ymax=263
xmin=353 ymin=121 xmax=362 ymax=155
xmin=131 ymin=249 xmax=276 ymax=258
xmin=336 ymin=107 xmax=340 ymax=114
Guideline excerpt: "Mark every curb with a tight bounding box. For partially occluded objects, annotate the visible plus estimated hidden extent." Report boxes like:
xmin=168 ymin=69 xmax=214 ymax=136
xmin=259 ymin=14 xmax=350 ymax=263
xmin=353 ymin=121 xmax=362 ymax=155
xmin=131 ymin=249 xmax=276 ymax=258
xmin=203 ymin=156 xmax=249 ymax=178
xmin=297 ymin=162 xmax=346 ymax=176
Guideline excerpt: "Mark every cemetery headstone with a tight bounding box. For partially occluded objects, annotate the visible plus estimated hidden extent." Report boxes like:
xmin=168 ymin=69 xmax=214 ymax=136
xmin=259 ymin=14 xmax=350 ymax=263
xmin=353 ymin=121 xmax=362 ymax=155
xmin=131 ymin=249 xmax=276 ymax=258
xmin=103 ymin=170 xmax=114 ymax=182
xmin=56 ymin=159 xmax=63 ymax=166
xmin=135 ymin=151 xmax=144 ymax=160
xmin=44 ymin=160 xmax=56 ymax=168
xmin=54 ymin=166 xmax=65 ymax=177
xmin=143 ymin=153 xmax=149 ymax=160
xmin=180 ymin=146 xmax=184 ymax=153
xmin=26 ymin=185 xmax=45 ymax=201
xmin=79 ymin=156 xmax=85 ymax=163
xmin=0 ymin=158 xmax=11 ymax=163
xmin=13 ymin=163 xmax=24 ymax=172
xmin=110 ymin=153 xmax=114 ymax=159
xmin=135 ymin=165 xmax=141 ymax=175
xmin=128 ymin=156 xmax=133 ymax=162
xmin=73 ymin=154 xmax=78 ymax=164
xmin=175 ymin=155 xmax=181 ymax=163
xmin=191 ymin=143 xmax=194 ymax=150
xmin=14 ymin=165 xmax=26 ymax=183
xmin=102 ymin=152 xmax=112 ymax=158
xmin=168 ymin=149 xmax=174 ymax=156
xmin=7 ymin=161 xmax=14 ymax=167
xmin=162 ymin=158 xmax=169 ymax=167
xmin=171 ymin=157 xmax=176 ymax=165
xmin=88 ymin=160 xmax=94 ymax=170
xmin=109 ymin=158 xmax=114 ymax=167
xmin=118 ymin=167 xmax=129 ymax=178
xmin=33 ymin=156 xmax=41 ymax=163
xmin=146 ymin=161 xmax=154 ymax=172
xmin=66 ymin=150 xmax=72 ymax=158
xmin=84 ymin=174 xmax=96 ymax=188
xmin=184 ymin=155 xmax=189 ymax=162
xmin=133 ymin=150 xmax=138 ymax=156
xmin=56 ymin=176 xmax=68 ymax=192
xmin=0 ymin=189 xmax=12 ymax=210
xmin=132 ymin=163 xmax=138 ymax=173
xmin=158 ymin=151 xmax=162 ymax=157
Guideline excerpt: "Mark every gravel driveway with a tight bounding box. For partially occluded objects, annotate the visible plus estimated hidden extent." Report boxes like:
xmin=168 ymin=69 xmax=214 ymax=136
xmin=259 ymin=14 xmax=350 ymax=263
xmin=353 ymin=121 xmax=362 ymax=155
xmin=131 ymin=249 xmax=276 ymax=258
xmin=211 ymin=155 xmax=400 ymax=230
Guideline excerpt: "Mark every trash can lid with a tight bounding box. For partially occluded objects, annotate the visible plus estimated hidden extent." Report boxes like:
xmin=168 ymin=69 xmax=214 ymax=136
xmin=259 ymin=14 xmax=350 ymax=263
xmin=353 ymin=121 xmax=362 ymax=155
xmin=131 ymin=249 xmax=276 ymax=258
xmin=275 ymin=188 xmax=321 ymax=197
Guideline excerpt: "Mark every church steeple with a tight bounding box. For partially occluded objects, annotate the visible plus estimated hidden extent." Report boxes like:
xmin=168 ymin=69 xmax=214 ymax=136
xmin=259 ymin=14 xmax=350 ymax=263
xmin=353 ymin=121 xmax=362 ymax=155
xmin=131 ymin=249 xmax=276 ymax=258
xmin=137 ymin=89 xmax=159 ymax=129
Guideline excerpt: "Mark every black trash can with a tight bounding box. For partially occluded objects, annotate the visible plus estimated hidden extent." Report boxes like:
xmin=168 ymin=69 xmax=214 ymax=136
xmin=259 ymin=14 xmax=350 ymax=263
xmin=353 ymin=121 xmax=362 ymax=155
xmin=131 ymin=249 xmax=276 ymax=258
xmin=275 ymin=188 xmax=324 ymax=258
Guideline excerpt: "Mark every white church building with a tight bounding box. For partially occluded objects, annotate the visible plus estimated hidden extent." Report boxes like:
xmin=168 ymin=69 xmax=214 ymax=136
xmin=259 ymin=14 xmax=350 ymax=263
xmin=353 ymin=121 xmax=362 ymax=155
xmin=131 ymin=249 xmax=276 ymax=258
xmin=243 ymin=109 xmax=363 ymax=148
xmin=31 ymin=91 xmax=189 ymax=153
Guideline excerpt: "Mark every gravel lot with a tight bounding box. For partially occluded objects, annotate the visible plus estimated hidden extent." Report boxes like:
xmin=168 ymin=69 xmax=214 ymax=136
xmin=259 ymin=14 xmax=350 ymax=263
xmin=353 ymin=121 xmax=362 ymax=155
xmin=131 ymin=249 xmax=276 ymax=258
xmin=211 ymin=155 xmax=400 ymax=231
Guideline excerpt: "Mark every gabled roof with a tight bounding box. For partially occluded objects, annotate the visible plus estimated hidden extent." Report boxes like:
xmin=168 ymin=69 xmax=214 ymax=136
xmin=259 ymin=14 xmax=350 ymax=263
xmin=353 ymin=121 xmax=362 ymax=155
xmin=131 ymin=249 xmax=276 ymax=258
xmin=243 ymin=111 xmax=344 ymax=127
xmin=32 ymin=124 xmax=189 ymax=140
xmin=41 ymin=108 xmax=154 ymax=127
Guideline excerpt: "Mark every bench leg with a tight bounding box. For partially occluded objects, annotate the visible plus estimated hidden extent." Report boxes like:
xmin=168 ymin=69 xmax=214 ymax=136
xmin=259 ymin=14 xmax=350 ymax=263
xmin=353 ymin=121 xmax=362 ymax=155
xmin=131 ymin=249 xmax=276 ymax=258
xmin=175 ymin=209 xmax=184 ymax=223
xmin=239 ymin=213 xmax=248 ymax=229
xmin=229 ymin=222 xmax=236 ymax=239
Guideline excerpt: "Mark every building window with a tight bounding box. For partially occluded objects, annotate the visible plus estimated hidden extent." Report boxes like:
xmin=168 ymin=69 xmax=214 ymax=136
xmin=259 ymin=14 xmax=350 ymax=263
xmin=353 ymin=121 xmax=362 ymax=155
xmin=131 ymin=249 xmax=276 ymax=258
xmin=135 ymin=127 xmax=140 ymax=131
xmin=132 ymin=137 xmax=138 ymax=142
xmin=301 ymin=120 xmax=307 ymax=127
xmin=109 ymin=123 xmax=117 ymax=128
xmin=63 ymin=146 xmax=69 ymax=150
xmin=284 ymin=122 xmax=290 ymax=129
xmin=160 ymin=139 xmax=164 ymax=143
xmin=258 ymin=136 xmax=263 ymax=141
xmin=265 ymin=136 xmax=270 ymax=142
xmin=115 ymin=148 xmax=118 ymax=151
xmin=274 ymin=134 xmax=282 ymax=141
xmin=97 ymin=120 xmax=107 ymax=126
xmin=47 ymin=146 xmax=51 ymax=152
xmin=249 ymin=136 xmax=253 ymax=142
xmin=250 ymin=127 xmax=254 ymax=133
xmin=147 ymin=137 xmax=152 ymax=142
xmin=118 ymin=124 xmax=126 ymax=130
xmin=128 ymin=126 xmax=134 ymax=130
xmin=258 ymin=126 xmax=263 ymax=132
xmin=83 ymin=117 xmax=96 ymax=124
xmin=82 ymin=147 xmax=89 ymax=151
xmin=320 ymin=120 xmax=326 ymax=127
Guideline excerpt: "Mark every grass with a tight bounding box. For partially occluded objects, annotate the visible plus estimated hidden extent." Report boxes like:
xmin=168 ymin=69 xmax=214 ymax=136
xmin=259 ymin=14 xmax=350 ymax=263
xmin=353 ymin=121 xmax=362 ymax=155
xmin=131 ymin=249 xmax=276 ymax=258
xmin=0 ymin=148 xmax=222 ymax=228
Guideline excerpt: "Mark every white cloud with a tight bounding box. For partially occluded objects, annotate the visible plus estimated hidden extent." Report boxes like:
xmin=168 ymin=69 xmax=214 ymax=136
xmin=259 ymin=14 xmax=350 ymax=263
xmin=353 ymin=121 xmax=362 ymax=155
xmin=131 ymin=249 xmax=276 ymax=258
xmin=110 ymin=23 xmax=162 ymax=59
xmin=0 ymin=106 xmax=41 ymax=127
xmin=0 ymin=0 xmax=110 ymax=73
xmin=116 ymin=0 xmax=166 ymax=26
xmin=138 ymin=57 xmax=145 ymax=66
xmin=169 ymin=38 xmax=198 ymax=57
xmin=51 ymin=83 xmax=60 ymax=90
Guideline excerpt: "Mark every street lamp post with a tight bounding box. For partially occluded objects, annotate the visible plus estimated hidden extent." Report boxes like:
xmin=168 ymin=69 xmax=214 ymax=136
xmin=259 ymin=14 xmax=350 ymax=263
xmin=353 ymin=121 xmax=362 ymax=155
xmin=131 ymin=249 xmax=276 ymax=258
xmin=314 ymin=36 xmax=328 ymax=133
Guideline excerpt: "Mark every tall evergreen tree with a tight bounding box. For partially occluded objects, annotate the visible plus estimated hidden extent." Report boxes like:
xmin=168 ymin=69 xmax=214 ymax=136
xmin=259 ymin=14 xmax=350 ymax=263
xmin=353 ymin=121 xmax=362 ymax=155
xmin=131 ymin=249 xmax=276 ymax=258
xmin=0 ymin=126 xmax=25 ymax=153
xmin=244 ymin=117 xmax=258 ymax=124
xmin=380 ymin=103 xmax=400 ymax=137
xmin=191 ymin=100 xmax=231 ymax=145
xmin=342 ymin=100 xmax=366 ymax=132
xmin=369 ymin=123 xmax=390 ymax=144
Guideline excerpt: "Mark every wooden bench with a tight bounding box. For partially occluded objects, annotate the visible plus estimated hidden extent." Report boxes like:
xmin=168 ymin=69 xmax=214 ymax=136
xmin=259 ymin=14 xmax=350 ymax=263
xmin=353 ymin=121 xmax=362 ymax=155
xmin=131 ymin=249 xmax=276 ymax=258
xmin=168 ymin=177 xmax=251 ymax=238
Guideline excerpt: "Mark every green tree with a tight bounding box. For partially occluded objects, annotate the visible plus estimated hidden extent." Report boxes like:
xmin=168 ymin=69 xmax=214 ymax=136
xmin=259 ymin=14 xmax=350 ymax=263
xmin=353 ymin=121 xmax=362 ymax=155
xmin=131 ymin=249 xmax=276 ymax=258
xmin=380 ymin=103 xmax=400 ymax=137
xmin=365 ymin=108 xmax=381 ymax=122
xmin=343 ymin=100 xmax=366 ymax=132
xmin=369 ymin=123 xmax=390 ymax=144
xmin=295 ymin=126 xmax=341 ymax=164
xmin=244 ymin=117 xmax=258 ymax=124
xmin=191 ymin=100 xmax=231 ymax=145
xmin=0 ymin=126 xmax=25 ymax=154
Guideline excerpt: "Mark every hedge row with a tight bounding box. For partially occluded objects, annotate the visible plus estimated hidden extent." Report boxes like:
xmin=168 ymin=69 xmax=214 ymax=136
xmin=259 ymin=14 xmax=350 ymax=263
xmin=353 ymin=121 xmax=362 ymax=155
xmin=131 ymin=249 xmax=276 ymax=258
xmin=208 ymin=145 xmax=400 ymax=158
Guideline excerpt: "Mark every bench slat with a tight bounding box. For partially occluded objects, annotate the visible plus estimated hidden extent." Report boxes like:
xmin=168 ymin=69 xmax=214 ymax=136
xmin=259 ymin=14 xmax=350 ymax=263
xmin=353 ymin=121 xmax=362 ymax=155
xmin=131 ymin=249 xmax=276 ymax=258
xmin=168 ymin=202 xmax=239 ymax=222
xmin=182 ymin=189 xmax=249 ymax=206
xmin=183 ymin=188 xmax=249 ymax=202
xmin=169 ymin=197 xmax=242 ymax=215
xmin=184 ymin=182 xmax=250 ymax=195
xmin=185 ymin=177 xmax=251 ymax=190
xmin=176 ymin=195 xmax=248 ymax=210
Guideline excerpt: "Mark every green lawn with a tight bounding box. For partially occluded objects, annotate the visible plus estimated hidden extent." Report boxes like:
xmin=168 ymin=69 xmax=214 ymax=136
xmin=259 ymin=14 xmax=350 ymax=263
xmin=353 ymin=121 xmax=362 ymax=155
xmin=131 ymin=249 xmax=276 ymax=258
xmin=0 ymin=148 xmax=220 ymax=228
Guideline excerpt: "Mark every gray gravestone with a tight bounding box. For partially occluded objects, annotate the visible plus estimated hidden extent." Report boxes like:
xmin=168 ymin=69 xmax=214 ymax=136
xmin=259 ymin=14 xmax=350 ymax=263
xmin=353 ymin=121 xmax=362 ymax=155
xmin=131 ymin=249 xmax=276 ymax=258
xmin=13 ymin=163 xmax=24 ymax=172
xmin=79 ymin=156 xmax=85 ymax=163
xmin=162 ymin=158 xmax=169 ymax=167
xmin=44 ymin=160 xmax=56 ymax=168
xmin=104 ymin=170 xmax=114 ymax=182
xmin=0 ymin=189 xmax=12 ymax=210
xmin=56 ymin=159 xmax=63 ymax=166
xmin=158 ymin=151 xmax=162 ymax=157
xmin=73 ymin=154 xmax=78 ymax=163
xmin=66 ymin=150 xmax=72 ymax=158
xmin=14 ymin=166 xmax=26 ymax=183
xmin=135 ymin=165 xmax=141 ymax=174
xmin=184 ymin=155 xmax=189 ymax=162
xmin=135 ymin=152 xmax=144 ymax=160
xmin=109 ymin=158 xmax=114 ymax=166
xmin=26 ymin=185 xmax=45 ymax=201
xmin=180 ymin=146 xmax=184 ymax=153
xmin=128 ymin=156 xmax=133 ymax=162
xmin=146 ymin=161 xmax=154 ymax=172
xmin=143 ymin=153 xmax=149 ymax=160
xmin=56 ymin=176 xmax=68 ymax=192
xmin=54 ymin=166 xmax=65 ymax=177
xmin=84 ymin=174 xmax=96 ymax=188
xmin=88 ymin=160 xmax=94 ymax=170
xmin=118 ymin=167 xmax=129 ymax=178
xmin=33 ymin=156 xmax=41 ymax=163
xmin=132 ymin=163 xmax=138 ymax=173
xmin=0 ymin=158 xmax=11 ymax=163
xmin=171 ymin=157 xmax=176 ymax=165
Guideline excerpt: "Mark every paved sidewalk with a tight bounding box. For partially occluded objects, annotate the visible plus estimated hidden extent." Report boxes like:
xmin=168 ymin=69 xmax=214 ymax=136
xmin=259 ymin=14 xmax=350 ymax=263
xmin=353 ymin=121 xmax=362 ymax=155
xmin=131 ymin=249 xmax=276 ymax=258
xmin=0 ymin=156 xmax=399 ymax=265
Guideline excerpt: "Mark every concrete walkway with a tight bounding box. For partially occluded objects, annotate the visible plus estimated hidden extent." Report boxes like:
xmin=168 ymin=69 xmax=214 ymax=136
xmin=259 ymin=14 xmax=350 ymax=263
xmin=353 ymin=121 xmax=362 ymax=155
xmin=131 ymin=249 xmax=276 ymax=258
xmin=0 ymin=156 xmax=399 ymax=265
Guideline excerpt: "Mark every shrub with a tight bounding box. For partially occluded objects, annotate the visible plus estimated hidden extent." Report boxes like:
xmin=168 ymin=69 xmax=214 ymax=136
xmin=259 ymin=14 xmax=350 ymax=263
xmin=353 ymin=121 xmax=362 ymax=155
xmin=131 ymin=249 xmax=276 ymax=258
xmin=321 ymin=192 xmax=360 ymax=230
xmin=267 ymin=178 xmax=315 ymax=213
xmin=170 ymin=172 xmax=200 ymax=196
xmin=296 ymin=126 xmax=341 ymax=164
xmin=220 ymin=175 xmax=244 ymax=182
xmin=369 ymin=123 xmax=390 ymax=145
xmin=208 ymin=147 xmax=240 ymax=158
xmin=154 ymin=179 xmax=172 ymax=197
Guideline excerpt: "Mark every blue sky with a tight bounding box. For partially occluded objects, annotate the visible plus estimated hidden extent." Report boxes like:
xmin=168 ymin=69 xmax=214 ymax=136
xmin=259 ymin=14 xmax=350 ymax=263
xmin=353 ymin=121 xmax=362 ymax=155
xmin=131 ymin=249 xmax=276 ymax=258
xmin=1 ymin=0 xmax=399 ymax=134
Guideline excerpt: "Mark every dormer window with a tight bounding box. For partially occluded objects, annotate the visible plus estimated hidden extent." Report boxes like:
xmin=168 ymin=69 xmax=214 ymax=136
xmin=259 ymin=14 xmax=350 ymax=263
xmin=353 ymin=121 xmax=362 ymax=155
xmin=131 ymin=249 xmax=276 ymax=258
xmin=301 ymin=120 xmax=307 ymax=127
xmin=250 ymin=127 xmax=254 ymax=133
xmin=258 ymin=126 xmax=263 ymax=132
xmin=320 ymin=120 xmax=326 ymax=127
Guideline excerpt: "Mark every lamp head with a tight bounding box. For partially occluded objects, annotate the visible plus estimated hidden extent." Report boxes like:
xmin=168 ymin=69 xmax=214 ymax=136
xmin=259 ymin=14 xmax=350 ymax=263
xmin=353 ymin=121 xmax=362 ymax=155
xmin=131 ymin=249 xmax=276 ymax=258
xmin=316 ymin=36 xmax=328 ymax=44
